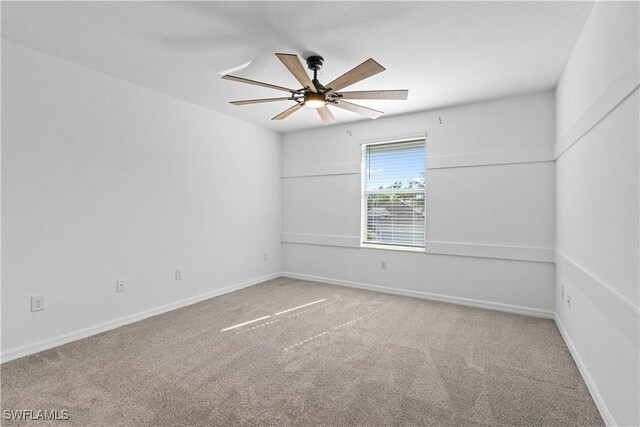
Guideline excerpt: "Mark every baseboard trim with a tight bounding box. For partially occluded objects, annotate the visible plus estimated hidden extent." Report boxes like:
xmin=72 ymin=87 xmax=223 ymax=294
xmin=0 ymin=272 xmax=281 ymax=364
xmin=554 ymin=314 xmax=616 ymax=427
xmin=282 ymin=271 xmax=554 ymax=319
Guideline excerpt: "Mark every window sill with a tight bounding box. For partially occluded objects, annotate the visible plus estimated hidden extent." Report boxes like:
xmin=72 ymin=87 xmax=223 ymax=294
xmin=361 ymin=243 xmax=426 ymax=253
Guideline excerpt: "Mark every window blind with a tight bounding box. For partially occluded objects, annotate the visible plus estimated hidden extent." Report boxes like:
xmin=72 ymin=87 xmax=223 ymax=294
xmin=362 ymin=139 xmax=426 ymax=247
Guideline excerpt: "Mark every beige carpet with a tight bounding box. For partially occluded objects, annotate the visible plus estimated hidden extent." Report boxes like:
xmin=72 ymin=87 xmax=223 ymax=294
xmin=2 ymin=277 xmax=603 ymax=426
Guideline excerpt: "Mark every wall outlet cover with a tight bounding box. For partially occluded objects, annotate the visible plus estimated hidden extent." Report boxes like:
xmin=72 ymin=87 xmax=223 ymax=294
xmin=175 ymin=267 xmax=184 ymax=280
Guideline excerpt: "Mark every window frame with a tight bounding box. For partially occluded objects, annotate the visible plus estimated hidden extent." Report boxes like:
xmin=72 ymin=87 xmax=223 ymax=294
xmin=360 ymin=136 xmax=427 ymax=250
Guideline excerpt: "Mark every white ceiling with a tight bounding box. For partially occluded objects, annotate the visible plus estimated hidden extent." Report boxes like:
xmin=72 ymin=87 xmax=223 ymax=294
xmin=1 ymin=1 xmax=594 ymax=133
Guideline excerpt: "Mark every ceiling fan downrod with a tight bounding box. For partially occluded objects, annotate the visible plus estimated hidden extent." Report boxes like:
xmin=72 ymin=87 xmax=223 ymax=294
xmin=306 ymin=55 xmax=325 ymax=92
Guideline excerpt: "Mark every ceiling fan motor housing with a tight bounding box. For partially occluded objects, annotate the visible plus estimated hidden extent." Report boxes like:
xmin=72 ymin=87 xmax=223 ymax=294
xmin=306 ymin=55 xmax=324 ymax=71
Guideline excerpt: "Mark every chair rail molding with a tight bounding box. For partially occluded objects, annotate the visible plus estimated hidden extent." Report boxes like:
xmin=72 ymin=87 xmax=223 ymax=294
xmin=282 ymin=146 xmax=555 ymax=178
xmin=555 ymin=49 xmax=640 ymax=159
xmin=282 ymin=232 xmax=554 ymax=263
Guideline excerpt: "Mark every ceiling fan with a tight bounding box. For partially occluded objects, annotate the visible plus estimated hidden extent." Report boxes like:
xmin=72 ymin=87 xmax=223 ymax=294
xmin=222 ymin=53 xmax=408 ymax=125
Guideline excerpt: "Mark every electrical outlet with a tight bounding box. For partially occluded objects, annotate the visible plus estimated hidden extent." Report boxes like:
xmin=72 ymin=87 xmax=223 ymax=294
xmin=175 ymin=267 xmax=184 ymax=281
xmin=31 ymin=295 xmax=45 ymax=312
xmin=380 ymin=259 xmax=387 ymax=270
xmin=567 ymin=295 xmax=572 ymax=309
xmin=116 ymin=280 xmax=126 ymax=293
xmin=561 ymin=285 xmax=564 ymax=300
xmin=263 ymin=252 xmax=268 ymax=261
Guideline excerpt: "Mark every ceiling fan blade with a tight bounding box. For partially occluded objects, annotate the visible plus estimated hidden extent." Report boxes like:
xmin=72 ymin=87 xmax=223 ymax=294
xmin=332 ymin=99 xmax=383 ymax=119
xmin=276 ymin=53 xmax=317 ymax=93
xmin=272 ymin=103 xmax=303 ymax=120
xmin=316 ymin=106 xmax=336 ymax=125
xmin=230 ymin=97 xmax=296 ymax=105
xmin=326 ymin=58 xmax=385 ymax=92
xmin=336 ymin=90 xmax=408 ymax=100
xmin=222 ymin=75 xmax=297 ymax=93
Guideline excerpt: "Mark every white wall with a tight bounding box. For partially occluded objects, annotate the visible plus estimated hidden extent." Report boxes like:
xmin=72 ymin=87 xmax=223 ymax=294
xmin=3 ymin=8 xmax=637 ymax=424
xmin=1 ymin=41 xmax=283 ymax=361
xmin=554 ymin=2 xmax=639 ymax=426
xmin=282 ymin=91 xmax=556 ymax=316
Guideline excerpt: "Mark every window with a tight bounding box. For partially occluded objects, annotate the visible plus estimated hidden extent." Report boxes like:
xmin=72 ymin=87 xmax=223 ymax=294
xmin=362 ymin=138 xmax=426 ymax=247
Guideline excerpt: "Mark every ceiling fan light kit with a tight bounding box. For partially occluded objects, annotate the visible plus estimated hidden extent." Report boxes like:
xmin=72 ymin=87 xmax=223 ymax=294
xmin=304 ymin=92 xmax=326 ymax=109
xmin=222 ymin=53 xmax=408 ymax=125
